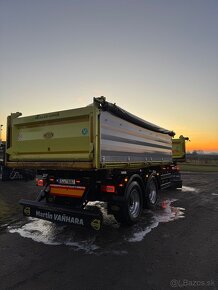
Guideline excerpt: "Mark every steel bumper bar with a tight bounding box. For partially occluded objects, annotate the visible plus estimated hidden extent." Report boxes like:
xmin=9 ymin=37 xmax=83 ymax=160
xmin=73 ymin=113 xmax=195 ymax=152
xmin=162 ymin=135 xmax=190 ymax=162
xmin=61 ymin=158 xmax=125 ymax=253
xmin=19 ymin=199 xmax=103 ymax=231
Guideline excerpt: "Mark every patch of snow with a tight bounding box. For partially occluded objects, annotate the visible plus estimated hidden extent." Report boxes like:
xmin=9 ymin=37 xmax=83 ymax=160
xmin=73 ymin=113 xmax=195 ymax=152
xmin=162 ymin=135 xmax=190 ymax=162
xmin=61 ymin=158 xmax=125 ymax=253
xmin=181 ymin=186 xmax=199 ymax=192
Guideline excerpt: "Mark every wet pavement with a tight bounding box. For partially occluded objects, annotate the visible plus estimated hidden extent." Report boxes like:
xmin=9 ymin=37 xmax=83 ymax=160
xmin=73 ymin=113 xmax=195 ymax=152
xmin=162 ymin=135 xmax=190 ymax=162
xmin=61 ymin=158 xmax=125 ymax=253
xmin=6 ymin=197 xmax=185 ymax=254
xmin=0 ymin=173 xmax=218 ymax=290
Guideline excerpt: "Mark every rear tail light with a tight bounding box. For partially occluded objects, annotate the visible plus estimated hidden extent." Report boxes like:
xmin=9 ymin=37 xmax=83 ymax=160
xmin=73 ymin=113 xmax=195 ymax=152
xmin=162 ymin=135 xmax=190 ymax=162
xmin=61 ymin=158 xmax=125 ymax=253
xmin=101 ymin=185 xmax=116 ymax=193
xmin=172 ymin=165 xmax=180 ymax=171
xmin=36 ymin=179 xmax=45 ymax=187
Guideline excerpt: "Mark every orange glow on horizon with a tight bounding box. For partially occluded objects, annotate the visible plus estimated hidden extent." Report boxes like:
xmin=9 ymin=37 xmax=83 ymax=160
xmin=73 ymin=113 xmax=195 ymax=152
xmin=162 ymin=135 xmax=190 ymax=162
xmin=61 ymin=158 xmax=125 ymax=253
xmin=1 ymin=132 xmax=6 ymax=142
xmin=187 ymin=141 xmax=218 ymax=152
xmin=175 ymin=130 xmax=218 ymax=153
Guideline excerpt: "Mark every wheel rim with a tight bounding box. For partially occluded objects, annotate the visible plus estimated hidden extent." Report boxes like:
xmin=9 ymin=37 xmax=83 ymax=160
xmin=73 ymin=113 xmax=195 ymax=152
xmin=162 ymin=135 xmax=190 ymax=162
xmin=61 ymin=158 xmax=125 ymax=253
xmin=149 ymin=180 xmax=157 ymax=204
xmin=128 ymin=188 xmax=141 ymax=219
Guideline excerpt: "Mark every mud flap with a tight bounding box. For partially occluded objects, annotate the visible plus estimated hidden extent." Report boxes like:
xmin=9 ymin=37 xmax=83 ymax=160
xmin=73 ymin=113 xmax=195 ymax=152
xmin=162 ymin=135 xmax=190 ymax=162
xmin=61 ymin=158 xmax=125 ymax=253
xmin=19 ymin=199 xmax=103 ymax=231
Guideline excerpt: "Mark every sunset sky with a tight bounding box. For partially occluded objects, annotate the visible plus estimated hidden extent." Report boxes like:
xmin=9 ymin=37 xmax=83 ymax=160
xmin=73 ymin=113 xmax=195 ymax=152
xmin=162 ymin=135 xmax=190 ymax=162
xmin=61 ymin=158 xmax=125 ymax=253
xmin=0 ymin=0 xmax=218 ymax=152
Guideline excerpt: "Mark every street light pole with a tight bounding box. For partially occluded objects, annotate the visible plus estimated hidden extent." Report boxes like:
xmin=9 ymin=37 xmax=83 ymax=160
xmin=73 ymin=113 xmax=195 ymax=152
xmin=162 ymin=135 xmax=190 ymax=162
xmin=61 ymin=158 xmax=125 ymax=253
xmin=0 ymin=125 xmax=3 ymax=142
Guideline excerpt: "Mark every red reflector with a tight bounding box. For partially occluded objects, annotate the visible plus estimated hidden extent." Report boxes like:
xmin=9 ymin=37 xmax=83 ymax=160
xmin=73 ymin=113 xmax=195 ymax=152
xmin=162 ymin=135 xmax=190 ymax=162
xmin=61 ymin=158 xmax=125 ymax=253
xmin=162 ymin=200 xmax=167 ymax=209
xmin=37 ymin=179 xmax=44 ymax=187
xmin=101 ymin=185 xmax=116 ymax=193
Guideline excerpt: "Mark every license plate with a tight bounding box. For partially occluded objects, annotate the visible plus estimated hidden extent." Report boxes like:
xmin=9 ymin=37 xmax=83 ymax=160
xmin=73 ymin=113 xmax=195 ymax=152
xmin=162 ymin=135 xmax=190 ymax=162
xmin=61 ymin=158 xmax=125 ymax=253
xmin=57 ymin=178 xmax=75 ymax=185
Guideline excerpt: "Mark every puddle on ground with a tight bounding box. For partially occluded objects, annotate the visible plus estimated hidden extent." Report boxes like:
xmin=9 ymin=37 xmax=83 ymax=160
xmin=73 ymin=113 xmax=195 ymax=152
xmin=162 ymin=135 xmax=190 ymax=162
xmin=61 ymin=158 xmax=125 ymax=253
xmin=180 ymin=186 xmax=199 ymax=192
xmin=126 ymin=199 xmax=185 ymax=243
xmin=8 ymin=198 xmax=185 ymax=254
xmin=0 ymin=199 xmax=20 ymax=230
xmin=0 ymin=199 xmax=10 ymax=219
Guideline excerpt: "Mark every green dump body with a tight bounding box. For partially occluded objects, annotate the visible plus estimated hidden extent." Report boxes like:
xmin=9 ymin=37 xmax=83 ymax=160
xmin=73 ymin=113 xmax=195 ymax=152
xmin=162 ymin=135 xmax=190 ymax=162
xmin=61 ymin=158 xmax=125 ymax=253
xmin=6 ymin=98 xmax=175 ymax=170
xmin=172 ymin=136 xmax=189 ymax=162
xmin=6 ymin=105 xmax=98 ymax=169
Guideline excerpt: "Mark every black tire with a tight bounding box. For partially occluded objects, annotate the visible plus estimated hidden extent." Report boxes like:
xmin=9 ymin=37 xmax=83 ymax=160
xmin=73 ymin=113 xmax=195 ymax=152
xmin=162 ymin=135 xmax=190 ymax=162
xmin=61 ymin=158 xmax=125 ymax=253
xmin=145 ymin=175 xmax=159 ymax=209
xmin=1 ymin=166 xmax=11 ymax=181
xmin=114 ymin=181 xmax=143 ymax=225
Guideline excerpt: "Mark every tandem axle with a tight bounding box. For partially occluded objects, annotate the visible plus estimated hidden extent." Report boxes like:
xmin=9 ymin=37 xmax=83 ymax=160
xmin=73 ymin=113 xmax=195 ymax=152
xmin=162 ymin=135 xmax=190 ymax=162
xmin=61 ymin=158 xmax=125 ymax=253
xmin=20 ymin=165 xmax=182 ymax=230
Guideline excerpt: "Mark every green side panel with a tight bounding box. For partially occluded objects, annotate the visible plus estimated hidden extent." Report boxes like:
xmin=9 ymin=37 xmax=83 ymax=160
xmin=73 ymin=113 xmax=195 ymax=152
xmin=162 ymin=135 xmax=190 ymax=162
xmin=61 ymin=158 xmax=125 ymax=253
xmin=172 ymin=138 xmax=186 ymax=161
xmin=7 ymin=106 xmax=95 ymax=162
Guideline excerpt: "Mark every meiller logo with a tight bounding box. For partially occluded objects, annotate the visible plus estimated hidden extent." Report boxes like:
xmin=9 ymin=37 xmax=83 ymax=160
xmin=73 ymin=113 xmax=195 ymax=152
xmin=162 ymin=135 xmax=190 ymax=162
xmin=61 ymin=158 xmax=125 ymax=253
xmin=35 ymin=210 xmax=84 ymax=225
xmin=43 ymin=131 xmax=54 ymax=139
xmin=35 ymin=113 xmax=59 ymax=120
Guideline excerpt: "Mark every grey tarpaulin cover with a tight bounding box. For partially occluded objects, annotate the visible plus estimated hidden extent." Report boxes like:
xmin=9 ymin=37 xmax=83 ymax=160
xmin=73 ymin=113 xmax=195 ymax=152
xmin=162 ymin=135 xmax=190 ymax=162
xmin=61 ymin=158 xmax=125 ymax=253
xmin=94 ymin=97 xmax=175 ymax=137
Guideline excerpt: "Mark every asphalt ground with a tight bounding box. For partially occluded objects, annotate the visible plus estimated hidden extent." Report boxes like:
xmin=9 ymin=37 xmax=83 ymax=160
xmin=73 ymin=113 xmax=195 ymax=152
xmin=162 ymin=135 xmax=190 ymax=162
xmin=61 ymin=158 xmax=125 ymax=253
xmin=0 ymin=172 xmax=218 ymax=290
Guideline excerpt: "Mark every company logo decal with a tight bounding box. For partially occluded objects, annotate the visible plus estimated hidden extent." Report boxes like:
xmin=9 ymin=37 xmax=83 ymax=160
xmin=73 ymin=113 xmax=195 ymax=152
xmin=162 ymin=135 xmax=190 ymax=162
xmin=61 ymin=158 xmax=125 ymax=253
xmin=91 ymin=219 xmax=101 ymax=231
xmin=82 ymin=128 xmax=88 ymax=135
xmin=35 ymin=113 xmax=59 ymax=120
xmin=43 ymin=132 xmax=54 ymax=139
xmin=35 ymin=210 xmax=84 ymax=226
xmin=24 ymin=207 xmax=31 ymax=216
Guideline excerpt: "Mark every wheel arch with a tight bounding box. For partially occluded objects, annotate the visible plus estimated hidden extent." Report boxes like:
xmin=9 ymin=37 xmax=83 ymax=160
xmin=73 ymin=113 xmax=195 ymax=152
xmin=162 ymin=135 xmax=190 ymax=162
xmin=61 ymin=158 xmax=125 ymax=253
xmin=114 ymin=174 xmax=144 ymax=225
xmin=144 ymin=172 xmax=159 ymax=209
xmin=125 ymin=174 xmax=145 ymax=197
xmin=145 ymin=172 xmax=159 ymax=193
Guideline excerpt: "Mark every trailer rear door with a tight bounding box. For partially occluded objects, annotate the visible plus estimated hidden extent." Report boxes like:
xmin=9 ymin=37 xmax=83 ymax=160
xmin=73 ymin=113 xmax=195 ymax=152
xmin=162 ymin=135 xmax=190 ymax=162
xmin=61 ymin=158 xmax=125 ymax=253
xmin=7 ymin=106 xmax=95 ymax=164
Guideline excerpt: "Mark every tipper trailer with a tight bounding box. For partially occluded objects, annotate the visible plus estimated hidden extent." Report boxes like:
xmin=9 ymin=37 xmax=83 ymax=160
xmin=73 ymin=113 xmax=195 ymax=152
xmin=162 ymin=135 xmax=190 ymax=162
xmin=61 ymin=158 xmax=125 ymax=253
xmin=5 ymin=97 xmax=185 ymax=230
